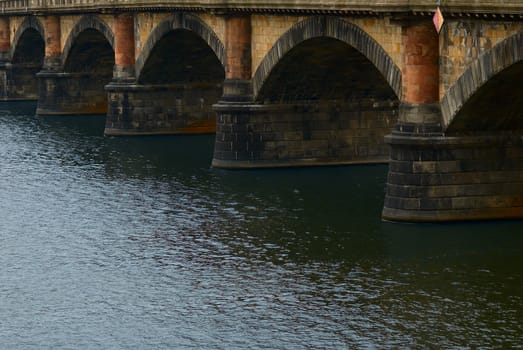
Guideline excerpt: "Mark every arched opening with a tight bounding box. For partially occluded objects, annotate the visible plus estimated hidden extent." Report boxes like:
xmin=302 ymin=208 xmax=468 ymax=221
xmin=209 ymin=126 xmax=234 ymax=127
xmin=139 ymin=29 xmax=224 ymax=84
xmin=59 ymin=28 xmax=114 ymax=114
xmin=446 ymin=60 xmax=523 ymax=134
xmin=132 ymin=29 xmax=225 ymax=134
xmin=254 ymin=37 xmax=399 ymax=163
xmin=64 ymin=28 xmax=114 ymax=76
xmin=258 ymin=36 xmax=397 ymax=102
xmin=10 ymin=28 xmax=44 ymax=99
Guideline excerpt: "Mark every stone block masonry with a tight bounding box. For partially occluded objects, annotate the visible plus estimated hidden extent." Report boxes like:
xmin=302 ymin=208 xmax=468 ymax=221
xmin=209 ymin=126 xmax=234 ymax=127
xmin=212 ymin=99 xmax=398 ymax=168
xmin=37 ymin=71 xmax=109 ymax=114
xmin=382 ymin=134 xmax=523 ymax=221
xmin=105 ymin=82 xmax=221 ymax=135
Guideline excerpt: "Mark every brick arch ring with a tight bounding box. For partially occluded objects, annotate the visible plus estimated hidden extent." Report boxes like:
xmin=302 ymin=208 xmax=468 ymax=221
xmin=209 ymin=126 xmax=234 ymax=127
xmin=252 ymin=16 xmax=402 ymax=100
xmin=61 ymin=15 xmax=115 ymax=68
xmin=440 ymin=31 xmax=523 ymax=130
xmin=135 ymin=13 xmax=226 ymax=81
xmin=10 ymin=15 xmax=45 ymax=61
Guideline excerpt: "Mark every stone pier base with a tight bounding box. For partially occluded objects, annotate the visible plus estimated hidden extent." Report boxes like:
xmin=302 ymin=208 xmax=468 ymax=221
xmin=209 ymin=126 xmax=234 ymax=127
xmin=36 ymin=71 xmax=108 ymax=115
xmin=104 ymin=82 xmax=221 ymax=136
xmin=383 ymin=132 xmax=523 ymax=222
xmin=212 ymin=100 xmax=398 ymax=168
xmin=0 ymin=62 xmax=40 ymax=100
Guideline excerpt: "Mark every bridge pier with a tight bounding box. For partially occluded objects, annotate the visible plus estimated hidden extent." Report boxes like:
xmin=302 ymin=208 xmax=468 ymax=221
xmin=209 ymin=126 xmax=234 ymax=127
xmin=383 ymin=134 xmax=523 ymax=222
xmin=212 ymin=15 xmax=399 ymax=169
xmin=105 ymin=82 xmax=220 ymax=135
xmin=37 ymin=71 xmax=109 ymax=115
xmin=382 ymin=19 xmax=523 ymax=222
xmin=34 ymin=20 xmax=62 ymax=111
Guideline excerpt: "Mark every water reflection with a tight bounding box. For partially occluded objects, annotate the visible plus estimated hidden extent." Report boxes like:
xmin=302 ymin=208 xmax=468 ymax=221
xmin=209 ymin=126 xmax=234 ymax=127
xmin=0 ymin=102 xmax=522 ymax=348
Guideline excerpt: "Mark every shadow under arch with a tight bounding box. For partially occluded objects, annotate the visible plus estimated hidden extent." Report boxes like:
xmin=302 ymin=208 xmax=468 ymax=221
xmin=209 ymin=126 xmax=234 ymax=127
xmin=135 ymin=13 xmax=225 ymax=80
xmin=6 ymin=16 xmax=45 ymax=100
xmin=61 ymin=15 xmax=115 ymax=68
xmin=441 ymin=31 xmax=523 ymax=133
xmin=10 ymin=15 xmax=44 ymax=61
xmin=252 ymin=16 xmax=402 ymax=101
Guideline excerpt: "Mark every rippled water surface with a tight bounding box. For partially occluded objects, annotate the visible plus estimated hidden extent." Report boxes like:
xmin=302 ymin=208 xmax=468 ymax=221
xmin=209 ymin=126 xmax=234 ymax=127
xmin=1 ymin=102 xmax=522 ymax=349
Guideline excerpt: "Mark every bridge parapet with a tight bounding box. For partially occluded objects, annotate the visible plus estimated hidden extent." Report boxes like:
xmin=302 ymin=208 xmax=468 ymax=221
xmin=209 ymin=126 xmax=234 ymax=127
xmin=1 ymin=0 xmax=523 ymax=15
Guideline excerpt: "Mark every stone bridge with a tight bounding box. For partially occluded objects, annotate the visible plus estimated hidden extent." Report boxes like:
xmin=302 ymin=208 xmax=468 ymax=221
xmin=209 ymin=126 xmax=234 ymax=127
xmin=0 ymin=0 xmax=522 ymax=222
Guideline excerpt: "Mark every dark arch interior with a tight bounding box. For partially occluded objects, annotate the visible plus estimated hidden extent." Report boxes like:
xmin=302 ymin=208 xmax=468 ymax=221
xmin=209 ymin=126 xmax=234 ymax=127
xmin=238 ymin=37 xmax=399 ymax=164
xmin=447 ymin=60 xmax=523 ymax=134
xmin=54 ymin=29 xmax=115 ymax=114
xmin=12 ymin=28 xmax=44 ymax=66
xmin=64 ymin=28 xmax=114 ymax=76
xmin=256 ymin=37 xmax=397 ymax=103
xmin=139 ymin=29 xmax=224 ymax=84
xmin=10 ymin=28 xmax=44 ymax=99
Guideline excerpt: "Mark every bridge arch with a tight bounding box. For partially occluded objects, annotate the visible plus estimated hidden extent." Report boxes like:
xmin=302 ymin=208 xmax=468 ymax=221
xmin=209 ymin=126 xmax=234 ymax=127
xmin=253 ymin=16 xmax=402 ymax=100
xmin=442 ymin=31 xmax=523 ymax=132
xmin=10 ymin=16 xmax=44 ymax=61
xmin=135 ymin=13 xmax=225 ymax=80
xmin=61 ymin=15 xmax=114 ymax=68
xmin=8 ymin=16 xmax=45 ymax=99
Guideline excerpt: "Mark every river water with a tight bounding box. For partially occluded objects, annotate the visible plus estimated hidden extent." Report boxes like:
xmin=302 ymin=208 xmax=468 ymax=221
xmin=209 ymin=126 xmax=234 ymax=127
xmin=0 ymin=101 xmax=522 ymax=349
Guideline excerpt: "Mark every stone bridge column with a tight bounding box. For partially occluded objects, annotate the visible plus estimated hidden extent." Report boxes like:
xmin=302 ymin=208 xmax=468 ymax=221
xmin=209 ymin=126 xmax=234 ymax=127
xmin=113 ymin=13 xmax=135 ymax=82
xmin=105 ymin=13 xmax=141 ymax=135
xmin=382 ymin=17 xmax=523 ymax=222
xmin=37 ymin=15 xmax=67 ymax=114
xmin=397 ymin=19 xmax=441 ymax=133
xmin=382 ymin=18 xmax=446 ymax=222
xmin=212 ymin=14 xmax=257 ymax=168
xmin=37 ymin=15 xmax=109 ymax=115
xmin=42 ymin=15 xmax=62 ymax=71
xmin=222 ymin=15 xmax=252 ymax=102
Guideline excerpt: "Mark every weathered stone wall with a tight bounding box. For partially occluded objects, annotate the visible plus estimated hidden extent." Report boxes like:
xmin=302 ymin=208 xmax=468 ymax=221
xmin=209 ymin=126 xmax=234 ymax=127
xmin=383 ymin=134 xmax=523 ymax=221
xmin=213 ymin=100 xmax=398 ymax=168
xmin=135 ymin=12 xmax=171 ymax=60
xmin=60 ymin=15 xmax=82 ymax=52
xmin=349 ymin=16 xmax=402 ymax=71
xmin=0 ymin=65 xmax=40 ymax=100
xmin=105 ymin=83 xmax=221 ymax=135
xmin=251 ymin=15 xmax=304 ymax=75
xmin=440 ymin=18 xmax=523 ymax=99
xmin=37 ymin=72 xmax=109 ymax=114
xmin=440 ymin=28 xmax=523 ymax=132
xmin=250 ymin=15 xmax=402 ymax=81
xmin=9 ymin=17 xmax=25 ymax=47
xmin=195 ymin=13 xmax=226 ymax=52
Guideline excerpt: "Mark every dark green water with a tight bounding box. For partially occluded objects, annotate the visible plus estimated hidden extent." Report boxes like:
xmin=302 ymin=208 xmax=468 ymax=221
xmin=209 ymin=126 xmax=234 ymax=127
xmin=1 ymin=101 xmax=522 ymax=348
